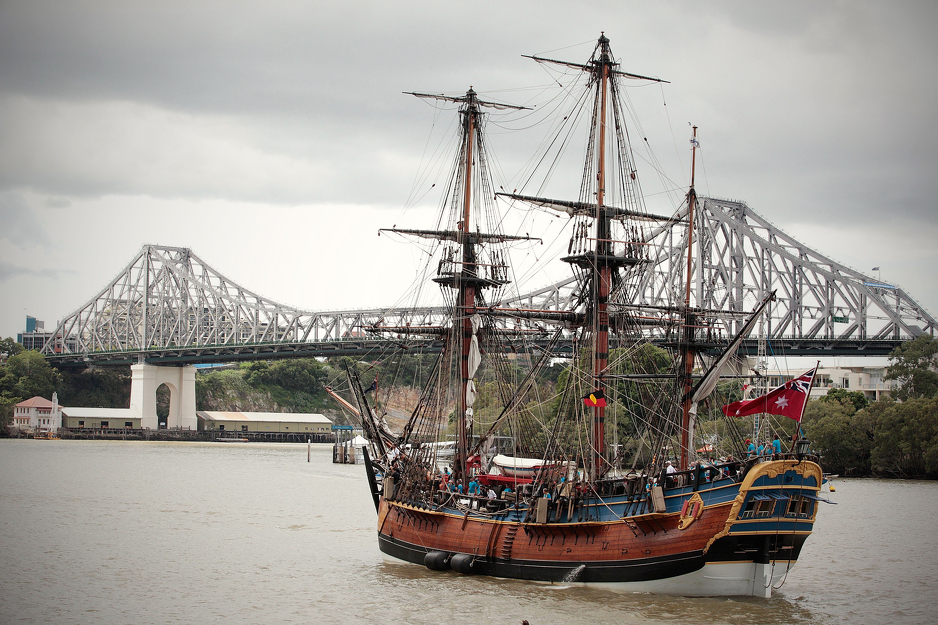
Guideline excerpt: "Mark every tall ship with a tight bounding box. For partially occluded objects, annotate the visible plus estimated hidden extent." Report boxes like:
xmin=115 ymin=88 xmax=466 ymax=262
xmin=346 ymin=35 xmax=825 ymax=597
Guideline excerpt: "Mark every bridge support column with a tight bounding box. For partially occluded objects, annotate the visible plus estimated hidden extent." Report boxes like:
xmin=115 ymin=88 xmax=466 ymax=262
xmin=130 ymin=364 xmax=197 ymax=431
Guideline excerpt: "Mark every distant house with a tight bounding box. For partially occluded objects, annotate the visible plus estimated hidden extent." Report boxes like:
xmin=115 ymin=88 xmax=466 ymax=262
xmin=12 ymin=395 xmax=63 ymax=433
xmin=11 ymin=396 xmax=142 ymax=431
xmin=197 ymin=411 xmax=332 ymax=434
xmin=764 ymin=364 xmax=896 ymax=402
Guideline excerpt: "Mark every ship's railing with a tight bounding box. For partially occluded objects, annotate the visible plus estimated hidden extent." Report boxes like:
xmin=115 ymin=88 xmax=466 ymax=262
xmin=662 ymin=454 xmax=820 ymax=492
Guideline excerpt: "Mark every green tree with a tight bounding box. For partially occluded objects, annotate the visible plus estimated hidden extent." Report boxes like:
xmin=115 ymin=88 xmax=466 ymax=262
xmin=886 ymin=335 xmax=938 ymax=401
xmin=244 ymin=360 xmax=272 ymax=386
xmin=265 ymin=359 xmax=328 ymax=393
xmin=57 ymin=367 xmax=132 ymax=408
xmin=819 ymin=388 xmax=869 ymax=412
xmin=537 ymin=361 xmax=567 ymax=386
xmin=0 ymin=350 xmax=59 ymax=429
xmin=611 ymin=344 xmax=673 ymax=453
xmin=197 ymin=368 xmax=265 ymax=411
xmin=536 ymin=343 xmax=672 ymax=459
xmin=869 ymin=397 xmax=938 ymax=477
xmin=326 ymin=356 xmax=363 ymax=379
xmin=0 ymin=337 xmax=24 ymax=357
xmin=0 ymin=393 xmax=20 ymax=428
xmin=374 ymin=353 xmax=437 ymax=390
xmin=2 ymin=351 xmax=57 ymax=400
xmin=243 ymin=358 xmax=330 ymax=413
xmin=802 ymin=396 xmax=873 ymax=475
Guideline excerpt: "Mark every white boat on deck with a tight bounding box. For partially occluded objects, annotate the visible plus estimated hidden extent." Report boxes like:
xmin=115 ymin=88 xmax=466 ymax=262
xmin=490 ymin=454 xmax=571 ymax=478
xmin=399 ymin=440 xmax=455 ymax=461
xmin=421 ymin=440 xmax=455 ymax=458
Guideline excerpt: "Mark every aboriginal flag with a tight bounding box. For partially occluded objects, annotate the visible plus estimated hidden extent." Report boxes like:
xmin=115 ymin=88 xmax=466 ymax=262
xmin=582 ymin=390 xmax=607 ymax=407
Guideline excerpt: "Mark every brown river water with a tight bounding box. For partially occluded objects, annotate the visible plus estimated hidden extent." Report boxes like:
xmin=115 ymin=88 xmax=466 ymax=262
xmin=1 ymin=439 xmax=934 ymax=625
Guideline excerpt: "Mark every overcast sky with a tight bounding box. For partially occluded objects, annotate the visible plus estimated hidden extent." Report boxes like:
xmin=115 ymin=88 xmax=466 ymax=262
xmin=1 ymin=1 xmax=936 ymax=342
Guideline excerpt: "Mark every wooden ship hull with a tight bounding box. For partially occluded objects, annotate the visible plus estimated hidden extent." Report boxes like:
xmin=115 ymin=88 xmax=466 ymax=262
xmin=372 ymin=459 xmax=822 ymax=597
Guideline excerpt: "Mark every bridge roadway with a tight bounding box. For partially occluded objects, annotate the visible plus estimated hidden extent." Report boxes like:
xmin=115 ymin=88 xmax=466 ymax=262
xmin=44 ymin=335 xmax=908 ymax=368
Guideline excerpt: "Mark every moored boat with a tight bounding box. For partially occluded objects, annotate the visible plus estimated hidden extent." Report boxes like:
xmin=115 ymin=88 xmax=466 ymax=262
xmin=349 ymin=34 xmax=826 ymax=597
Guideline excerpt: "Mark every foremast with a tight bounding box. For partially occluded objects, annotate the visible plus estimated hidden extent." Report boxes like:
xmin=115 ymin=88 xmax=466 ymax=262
xmin=385 ymin=88 xmax=529 ymax=483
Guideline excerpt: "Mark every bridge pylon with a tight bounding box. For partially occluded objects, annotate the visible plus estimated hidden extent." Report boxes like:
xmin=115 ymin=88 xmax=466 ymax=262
xmin=129 ymin=364 xmax=197 ymax=430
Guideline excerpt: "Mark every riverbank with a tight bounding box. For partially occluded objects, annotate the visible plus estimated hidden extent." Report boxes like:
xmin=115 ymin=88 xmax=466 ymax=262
xmin=3 ymin=427 xmax=335 ymax=443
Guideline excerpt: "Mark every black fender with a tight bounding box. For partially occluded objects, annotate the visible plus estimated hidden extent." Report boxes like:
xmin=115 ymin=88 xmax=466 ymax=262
xmin=423 ymin=550 xmax=451 ymax=571
xmin=450 ymin=553 xmax=477 ymax=575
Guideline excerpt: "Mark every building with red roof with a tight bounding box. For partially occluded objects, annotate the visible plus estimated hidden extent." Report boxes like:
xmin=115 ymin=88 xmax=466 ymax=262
xmin=11 ymin=395 xmax=62 ymax=433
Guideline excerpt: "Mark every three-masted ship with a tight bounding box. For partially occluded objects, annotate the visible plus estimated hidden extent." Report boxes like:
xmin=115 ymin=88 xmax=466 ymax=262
xmin=348 ymin=35 xmax=824 ymax=597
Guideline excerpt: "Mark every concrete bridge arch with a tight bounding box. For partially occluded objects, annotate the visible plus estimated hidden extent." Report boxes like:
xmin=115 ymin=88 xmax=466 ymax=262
xmin=129 ymin=364 xmax=197 ymax=430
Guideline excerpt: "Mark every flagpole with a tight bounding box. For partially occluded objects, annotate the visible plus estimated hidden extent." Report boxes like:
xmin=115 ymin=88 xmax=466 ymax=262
xmin=795 ymin=361 xmax=820 ymax=424
xmin=788 ymin=362 xmax=818 ymax=452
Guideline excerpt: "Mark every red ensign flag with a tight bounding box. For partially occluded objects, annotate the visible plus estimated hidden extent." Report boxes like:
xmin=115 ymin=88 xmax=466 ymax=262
xmin=721 ymin=366 xmax=817 ymax=422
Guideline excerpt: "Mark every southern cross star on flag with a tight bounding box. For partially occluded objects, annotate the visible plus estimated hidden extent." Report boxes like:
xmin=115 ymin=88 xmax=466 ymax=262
xmin=721 ymin=366 xmax=818 ymax=422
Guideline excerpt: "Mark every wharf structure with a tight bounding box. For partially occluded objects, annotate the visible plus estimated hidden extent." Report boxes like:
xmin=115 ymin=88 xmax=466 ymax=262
xmin=196 ymin=410 xmax=332 ymax=436
xmin=6 ymin=394 xmax=336 ymax=443
xmin=61 ymin=406 xmax=139 ymax=429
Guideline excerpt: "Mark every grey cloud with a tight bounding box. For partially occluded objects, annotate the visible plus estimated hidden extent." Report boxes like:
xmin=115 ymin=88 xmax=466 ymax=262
xmin=0 ymin=261 xmax=70 ymax=282
xmin=43 ymin=197 xmax=72 ymax=209
xmin=0 ymin=0 xmax=936 ymax=332
xmin=0 ymin=190 xmax=49 ymax=243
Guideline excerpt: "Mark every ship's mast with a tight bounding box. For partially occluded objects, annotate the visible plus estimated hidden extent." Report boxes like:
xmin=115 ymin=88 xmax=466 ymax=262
xmin=394 ymin=88 xmax=528 ymax=483
xmin=456 ymin=88 xmax=478 ymax=484
xmin=680 ymin=126 xmax=699 ymax=470
xmin=505 ymin=34 xmax=668 ymax=481
xmin=590 ymin=35 xmax=612 ymax=482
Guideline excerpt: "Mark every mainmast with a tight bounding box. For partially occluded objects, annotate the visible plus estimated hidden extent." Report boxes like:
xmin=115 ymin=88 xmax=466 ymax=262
xmin=590 ymin=35 xmax=613 ymax=482
xmin=456 ymin=88 xmax=478 ymax=485
xmin=503 ymin=34 xmax=668 ymax=481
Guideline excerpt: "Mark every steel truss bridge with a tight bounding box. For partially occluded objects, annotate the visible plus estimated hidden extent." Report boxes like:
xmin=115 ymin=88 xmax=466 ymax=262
xmin=40 ymin=197 xmax=935 ymax=367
